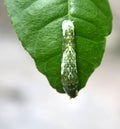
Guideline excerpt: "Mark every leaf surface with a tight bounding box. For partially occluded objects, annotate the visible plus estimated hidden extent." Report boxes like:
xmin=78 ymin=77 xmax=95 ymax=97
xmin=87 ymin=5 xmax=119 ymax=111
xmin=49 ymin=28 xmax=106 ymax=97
xmin=5 ymin=0 xmax=112 ymax=93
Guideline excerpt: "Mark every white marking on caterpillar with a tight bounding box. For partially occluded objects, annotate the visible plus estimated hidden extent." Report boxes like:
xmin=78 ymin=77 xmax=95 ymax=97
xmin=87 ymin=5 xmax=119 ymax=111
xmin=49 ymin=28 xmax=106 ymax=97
xmin=61 ymin=20 xmax=79 ymax=98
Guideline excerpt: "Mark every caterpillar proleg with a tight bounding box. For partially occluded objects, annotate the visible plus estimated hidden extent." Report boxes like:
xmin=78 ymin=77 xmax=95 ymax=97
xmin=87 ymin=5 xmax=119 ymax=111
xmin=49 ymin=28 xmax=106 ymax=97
xmin=61 ymin=20 xmax=79 ymax=98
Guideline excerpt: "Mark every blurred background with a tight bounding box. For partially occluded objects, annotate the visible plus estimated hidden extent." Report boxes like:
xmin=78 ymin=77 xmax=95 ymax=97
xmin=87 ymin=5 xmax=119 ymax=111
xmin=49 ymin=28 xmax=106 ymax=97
xmin=0 ymin=0 xmax=120 ymax=129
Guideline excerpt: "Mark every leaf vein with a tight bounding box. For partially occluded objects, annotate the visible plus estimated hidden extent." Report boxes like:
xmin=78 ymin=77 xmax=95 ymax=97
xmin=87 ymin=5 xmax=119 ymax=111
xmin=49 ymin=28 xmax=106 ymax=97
xmin=71 ymin=15 xmax=97 ymax=29
xmin=89 ymin=0 xmax=107 ymax=17
xmin=76 ymin=35 xmax=98 ymax=43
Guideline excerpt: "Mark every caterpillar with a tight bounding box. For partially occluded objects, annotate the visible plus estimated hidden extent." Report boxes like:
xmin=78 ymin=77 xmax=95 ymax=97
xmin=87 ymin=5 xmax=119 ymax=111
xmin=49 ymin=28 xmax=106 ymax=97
xmin=61 ymin=20 xmax=79 ymax=98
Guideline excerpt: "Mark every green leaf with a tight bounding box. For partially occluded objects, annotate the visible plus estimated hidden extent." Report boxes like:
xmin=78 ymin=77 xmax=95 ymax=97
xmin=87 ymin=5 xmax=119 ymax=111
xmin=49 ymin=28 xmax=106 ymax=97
xmin=5 ymin=0 xmax=112 ymax=94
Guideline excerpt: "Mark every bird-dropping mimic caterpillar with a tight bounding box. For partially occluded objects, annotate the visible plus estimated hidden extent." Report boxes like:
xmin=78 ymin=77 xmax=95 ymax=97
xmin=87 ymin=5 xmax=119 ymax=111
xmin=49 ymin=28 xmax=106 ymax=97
xmin=61 ymin=20 xmax=79 ymax=98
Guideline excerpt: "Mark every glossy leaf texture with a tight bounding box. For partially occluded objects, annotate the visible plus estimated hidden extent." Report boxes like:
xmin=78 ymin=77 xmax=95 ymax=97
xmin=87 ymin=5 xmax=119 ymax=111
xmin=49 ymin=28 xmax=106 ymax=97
xmin=5 ymin=0 xmax=112 ymax=93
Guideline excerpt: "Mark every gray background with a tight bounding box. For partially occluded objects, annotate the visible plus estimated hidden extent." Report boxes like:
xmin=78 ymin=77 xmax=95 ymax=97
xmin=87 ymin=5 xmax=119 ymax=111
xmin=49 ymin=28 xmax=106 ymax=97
xmin=0 ymin=0 xmax=120 ymax=129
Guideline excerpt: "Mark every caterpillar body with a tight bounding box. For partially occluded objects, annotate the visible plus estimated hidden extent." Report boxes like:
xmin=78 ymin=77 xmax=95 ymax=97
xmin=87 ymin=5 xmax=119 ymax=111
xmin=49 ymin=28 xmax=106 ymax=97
xmin=61 ymin=20 xmax=79 ymax=98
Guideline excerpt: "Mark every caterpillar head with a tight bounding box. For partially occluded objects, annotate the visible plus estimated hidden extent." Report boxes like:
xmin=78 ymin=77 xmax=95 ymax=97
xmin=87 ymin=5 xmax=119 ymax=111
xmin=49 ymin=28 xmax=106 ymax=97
xmin=62 ymin=20 xmax=74 ymax=36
